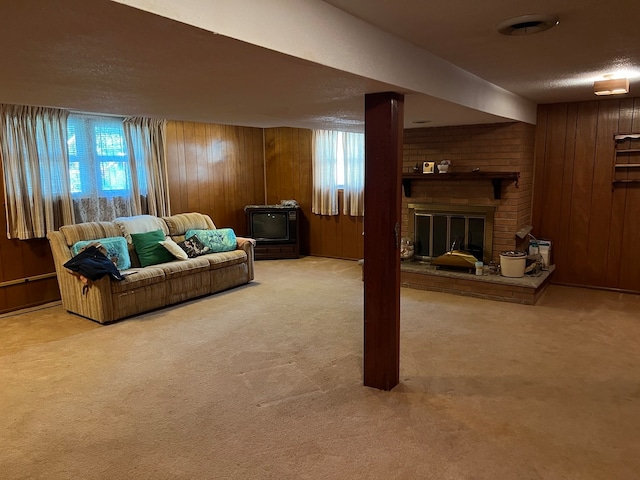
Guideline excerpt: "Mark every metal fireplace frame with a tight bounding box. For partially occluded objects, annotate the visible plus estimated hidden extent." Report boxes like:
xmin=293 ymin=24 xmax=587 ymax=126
xmin=407 ymin=203 xmax=496 ymax=264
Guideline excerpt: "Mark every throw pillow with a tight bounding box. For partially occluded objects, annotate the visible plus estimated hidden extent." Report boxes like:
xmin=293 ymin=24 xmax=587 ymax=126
xmin=114 ymin=215 xmax=167 ymax=244
xmin=71 ymin=236 xmax=131 ymax=270
xmin=159 ymin=237 xmax=188 ymax=260
xmin=185 ymin=228 xmax=237 ymax=253
xmin=177 ymin=235 xmax=211 ymax=258
xmin=131 ymin=229 xmax=175 ymax=267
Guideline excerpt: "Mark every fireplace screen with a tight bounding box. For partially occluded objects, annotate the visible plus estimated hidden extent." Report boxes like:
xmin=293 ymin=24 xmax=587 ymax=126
xmin=415 ymin=214 xmax=485 ymax=261
xmin=408 ymin=204 xmax=495 ymax=263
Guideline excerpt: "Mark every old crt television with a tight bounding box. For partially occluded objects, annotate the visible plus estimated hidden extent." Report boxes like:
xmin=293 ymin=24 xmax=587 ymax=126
xmin=245 ymin=206 xmax=297 ymax=244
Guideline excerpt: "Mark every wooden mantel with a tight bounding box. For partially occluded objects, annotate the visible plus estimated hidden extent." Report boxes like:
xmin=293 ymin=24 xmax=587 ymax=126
xmin=402 ymin=171 xmax=520 ymax=199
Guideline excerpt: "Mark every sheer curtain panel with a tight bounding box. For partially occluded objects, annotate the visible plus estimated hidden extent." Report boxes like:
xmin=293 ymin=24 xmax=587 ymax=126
xmin=0 ymin=104 xmax=74 ymax=239
xmin=342 ymin=131 xmax=365 ymax=216
xmin=69 ymin=114 xmax=138 ymax=223
xmin=312 ymin=129 xmax=364 ymax=217
xmin=312 ymin=130 xmax=339 ymax=215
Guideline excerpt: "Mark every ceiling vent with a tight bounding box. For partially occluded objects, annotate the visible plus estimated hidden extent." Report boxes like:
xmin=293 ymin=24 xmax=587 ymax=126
xmin=497 ymin=14 xmax=559 ymax=36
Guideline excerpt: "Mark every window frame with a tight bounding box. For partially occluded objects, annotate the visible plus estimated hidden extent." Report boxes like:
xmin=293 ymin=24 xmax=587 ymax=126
xmin=67 ymin=114 xmax=132 ymax=198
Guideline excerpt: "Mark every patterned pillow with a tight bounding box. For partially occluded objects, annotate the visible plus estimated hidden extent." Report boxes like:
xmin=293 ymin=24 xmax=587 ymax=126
xmin=185 ymin=228 xmax=237 ymax=253
xmin=177 ymin=235 xmax=211 ymax=258
xmin=71 ymin=236 xmax=131 ymax=270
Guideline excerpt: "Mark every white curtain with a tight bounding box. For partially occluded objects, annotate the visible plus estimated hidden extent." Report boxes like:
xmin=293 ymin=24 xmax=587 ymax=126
xmin=312 ymin=129 xmax=364 ymax=216
xmin=0 ymin=104 xmax=75 ymax=239
xmin=342 ymin=131 xmax=365 ymax=216
xmin=123 ymin=117 xmax=171 ymax=217
xmin=312 ymin=130 xmax=339 ymax=215
xmin=0 ymin=106 xmax=171 ymax=234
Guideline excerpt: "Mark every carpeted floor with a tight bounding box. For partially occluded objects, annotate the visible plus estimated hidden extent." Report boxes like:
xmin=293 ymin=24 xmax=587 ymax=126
xmin=1 ymin=256 xmax=639 ymax=479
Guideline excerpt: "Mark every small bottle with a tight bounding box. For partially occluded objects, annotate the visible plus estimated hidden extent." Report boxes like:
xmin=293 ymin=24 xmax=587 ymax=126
xmin=475 ymin=261 xmax=483 ymax=276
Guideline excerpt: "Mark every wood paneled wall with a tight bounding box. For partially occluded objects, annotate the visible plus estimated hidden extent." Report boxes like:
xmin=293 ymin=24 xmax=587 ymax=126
xmin=534 ymin=98 xmax=640 ymax=292
xmin=264 ymin=127 xmax=364 ymax=260
xmin=165 ymin=121 xmax=265 ymax=235
xmin=3 ymin=98 xmax=639 ymax=314
xmin=0 ymin=164 xmax=60 ymax=314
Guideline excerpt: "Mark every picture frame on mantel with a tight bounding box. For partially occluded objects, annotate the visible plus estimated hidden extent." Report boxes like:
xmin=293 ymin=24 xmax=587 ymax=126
xmin=422 ymin=161 xmax=435 ymax=174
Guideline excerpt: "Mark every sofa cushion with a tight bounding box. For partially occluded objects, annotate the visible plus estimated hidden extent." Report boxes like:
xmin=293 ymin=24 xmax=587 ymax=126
xmin=202 ymin=250 xmax=248 ymax=270
xmin=110 ymin=267 xmax=166 ymax=294
xmin=186 ymin=228 xmax=237 ymax=253
xmin=131 ymin=230 xmax=175 ymax=267
xmin=71 ymin=236 xmax=131 ymax=270
xmin=60 ymin=222 xmax=122 ymax=246
xmin=163 ymin=213 xmax=216 ymax=237
xmin=154 ymin=257 xmax=210 ymax=280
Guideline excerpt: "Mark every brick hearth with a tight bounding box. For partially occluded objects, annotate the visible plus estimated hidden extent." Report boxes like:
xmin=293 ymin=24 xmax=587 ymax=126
xmin=400 ymin=262 xmax=555 ymax=305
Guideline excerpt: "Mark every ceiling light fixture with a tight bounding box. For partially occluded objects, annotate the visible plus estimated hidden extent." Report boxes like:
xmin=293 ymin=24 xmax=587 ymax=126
xmin=497 ymin=14 xmax=559 ymax=36
xmin=593 ymin=76 xmax=629 ymax=96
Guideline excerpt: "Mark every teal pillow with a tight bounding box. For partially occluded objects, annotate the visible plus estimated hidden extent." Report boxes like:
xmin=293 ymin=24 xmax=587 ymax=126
xmin=185 ymin=228 xmax=237 ymax=253
xmin=71 ymin=236 xmax=131 ymax=270
xmin=131 ymin=229 xmax=175 ymax=267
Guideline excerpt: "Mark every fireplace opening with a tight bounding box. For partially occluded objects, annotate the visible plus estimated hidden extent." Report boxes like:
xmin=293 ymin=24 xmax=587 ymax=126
xmin=408 ymin=204 xmax=495 ymax=264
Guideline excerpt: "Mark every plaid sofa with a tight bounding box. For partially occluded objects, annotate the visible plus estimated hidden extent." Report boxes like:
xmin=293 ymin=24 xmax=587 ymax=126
xmin=47 ymin=212 xmax=254 ymax=324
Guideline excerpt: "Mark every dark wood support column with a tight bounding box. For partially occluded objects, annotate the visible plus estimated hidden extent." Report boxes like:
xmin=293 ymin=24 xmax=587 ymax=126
xmin=363 ymin=92 xmax=404 ymax=390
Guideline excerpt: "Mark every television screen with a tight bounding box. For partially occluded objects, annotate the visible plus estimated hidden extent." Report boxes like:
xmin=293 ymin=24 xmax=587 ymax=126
xmin=251 ymin=212 xmax=288 ymax=241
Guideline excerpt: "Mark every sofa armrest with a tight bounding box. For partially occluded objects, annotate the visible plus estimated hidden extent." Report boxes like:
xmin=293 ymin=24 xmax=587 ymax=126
xmin=236 ymin=236 xmax=256 ymax=281
xmin=47 ymin=230 xmax=115 ymax=323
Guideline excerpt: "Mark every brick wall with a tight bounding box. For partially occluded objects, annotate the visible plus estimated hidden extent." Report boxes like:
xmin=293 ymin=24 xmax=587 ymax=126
xmin=402 ymin=122 xmax=535 ymax=262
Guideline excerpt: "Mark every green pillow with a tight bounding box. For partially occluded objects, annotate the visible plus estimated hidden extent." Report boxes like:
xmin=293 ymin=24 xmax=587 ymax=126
xmin=71 ymin=236 xmax=131 ymax=270
xmin=185 ymin=228 xmax=237 ymax=253
xmin=131 ymin=229 xmax=175 ymax=267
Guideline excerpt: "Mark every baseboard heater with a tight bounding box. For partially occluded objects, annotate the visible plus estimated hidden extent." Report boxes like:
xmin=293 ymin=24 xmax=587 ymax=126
xmin=0 ymin=272 xmax=57 ymax=288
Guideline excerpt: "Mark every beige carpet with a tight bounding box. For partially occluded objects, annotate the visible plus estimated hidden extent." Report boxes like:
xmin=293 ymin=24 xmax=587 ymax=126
xmin=1 ymin=257 xmax=639 ymax=479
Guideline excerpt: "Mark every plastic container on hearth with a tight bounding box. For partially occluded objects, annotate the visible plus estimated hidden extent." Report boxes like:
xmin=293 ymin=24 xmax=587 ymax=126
xmin=537 ymin=240 xmax=551 ymax=269
xmin=499 ymin=250 xmax=527 ymax=278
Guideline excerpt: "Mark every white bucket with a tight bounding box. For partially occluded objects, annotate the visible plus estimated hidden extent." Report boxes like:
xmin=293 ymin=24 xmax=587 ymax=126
xmin=500 ymin=250 xmax=527 ymax=277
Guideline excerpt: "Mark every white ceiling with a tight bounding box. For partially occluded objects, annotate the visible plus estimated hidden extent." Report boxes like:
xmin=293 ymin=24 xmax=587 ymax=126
xmin=0 ymin=0 xmax=638 ymax=131
xmin=324 ymin=0 xmax=640 ymax=104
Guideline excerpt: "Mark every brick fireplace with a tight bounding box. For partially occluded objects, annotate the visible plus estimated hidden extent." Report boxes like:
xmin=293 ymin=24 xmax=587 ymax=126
xmin=402 ymin=122 xmax=536 ymax=260
xmin=398 ymin=122 xmax=552 ymax=304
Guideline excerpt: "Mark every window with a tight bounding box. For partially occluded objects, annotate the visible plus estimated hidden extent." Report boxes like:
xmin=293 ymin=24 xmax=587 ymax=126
xmin=67 ymin=114 xmax=138 ymax=197
xmin=1 ymin=104 xmax=169 ymax=238
xmin=312 ymin=129 xmax=364 ymax=216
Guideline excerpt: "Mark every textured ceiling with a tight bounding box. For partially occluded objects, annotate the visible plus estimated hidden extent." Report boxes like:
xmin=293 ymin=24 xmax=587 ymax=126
xmin=0 ymin=0 xmax=638 ymax=131
xmin=324 ymin=0 xmax=640 ymax=104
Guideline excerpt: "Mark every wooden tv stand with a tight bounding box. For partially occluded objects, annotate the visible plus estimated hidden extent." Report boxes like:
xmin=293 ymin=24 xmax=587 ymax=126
xmin=254 ymin=242 xmax=299 ymax=260
xmin=245 ymin=205 xmax=300 ymax=260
